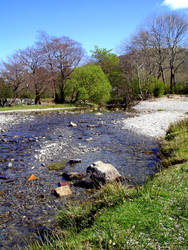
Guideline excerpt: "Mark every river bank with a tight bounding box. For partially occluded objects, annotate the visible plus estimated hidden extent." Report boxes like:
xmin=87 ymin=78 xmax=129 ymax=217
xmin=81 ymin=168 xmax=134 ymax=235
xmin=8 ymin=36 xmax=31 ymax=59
xmin=30 ymin=110 xmax=188 ymax=249
xmin=121 ymin=96 xmax=188 ymax=138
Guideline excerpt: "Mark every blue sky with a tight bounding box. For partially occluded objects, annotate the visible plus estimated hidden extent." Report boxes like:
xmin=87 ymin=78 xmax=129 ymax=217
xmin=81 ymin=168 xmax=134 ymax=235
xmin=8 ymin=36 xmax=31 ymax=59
xmin=0 ymin=0 xmax=188 ymax=60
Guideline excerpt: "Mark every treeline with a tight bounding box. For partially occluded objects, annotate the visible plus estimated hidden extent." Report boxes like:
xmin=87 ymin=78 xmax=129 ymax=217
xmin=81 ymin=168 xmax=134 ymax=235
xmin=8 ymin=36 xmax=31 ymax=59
xmin=0 ymin=12 xmax=188 ymax=106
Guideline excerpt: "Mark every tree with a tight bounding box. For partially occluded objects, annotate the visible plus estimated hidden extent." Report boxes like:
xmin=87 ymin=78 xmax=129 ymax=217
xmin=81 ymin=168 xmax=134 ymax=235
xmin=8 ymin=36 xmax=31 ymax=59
xmin=163 ymin=13 xmax=188 ymax=92
xmin=0 ymin=78 xmax=12 ymax=107
xmin=148 ymin=13 xmax=188 ymax=92
xmin=1 ymin=53 xmax=26 ymax=102
xmin=18 ymin=46 xmax=47 ymax=104
xmin=37 ymin=33 xmax=84 ymax=103
xmin=36 ymin=32 xmax=59 ymax=99
xmin=66 ymin=64 xmax=112 ymax=104
xmin=121 ymin=13 xmax=188 ymax=95
xmin=149 ymin=15 xmax=167 ymax=84
xmin=91 ymin=46 xmax=120 ymax=81
xmin=124 ymin=30 xmax=155 ymax=99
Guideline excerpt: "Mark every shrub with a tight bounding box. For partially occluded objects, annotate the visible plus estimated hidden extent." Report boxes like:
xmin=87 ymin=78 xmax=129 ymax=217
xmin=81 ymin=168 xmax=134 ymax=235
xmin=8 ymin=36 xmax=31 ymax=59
xmin=149 ymin=78 xmax=165 ymax=97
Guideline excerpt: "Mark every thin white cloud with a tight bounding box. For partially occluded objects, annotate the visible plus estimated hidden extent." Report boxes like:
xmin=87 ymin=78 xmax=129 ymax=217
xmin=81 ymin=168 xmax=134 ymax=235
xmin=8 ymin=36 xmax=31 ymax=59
xmin=162 ymin=0 xmax=188 ymax=9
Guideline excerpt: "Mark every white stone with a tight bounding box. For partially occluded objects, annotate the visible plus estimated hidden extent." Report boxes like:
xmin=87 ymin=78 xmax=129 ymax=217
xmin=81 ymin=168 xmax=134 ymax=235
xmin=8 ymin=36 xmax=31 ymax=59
xmin=87 ymin=160 xmax=121 ymax=183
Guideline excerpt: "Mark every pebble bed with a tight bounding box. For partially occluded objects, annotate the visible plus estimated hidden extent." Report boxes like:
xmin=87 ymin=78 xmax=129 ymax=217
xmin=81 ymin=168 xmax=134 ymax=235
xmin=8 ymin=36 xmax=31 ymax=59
xmin=121 ymin=96 xmax=188 ymax=138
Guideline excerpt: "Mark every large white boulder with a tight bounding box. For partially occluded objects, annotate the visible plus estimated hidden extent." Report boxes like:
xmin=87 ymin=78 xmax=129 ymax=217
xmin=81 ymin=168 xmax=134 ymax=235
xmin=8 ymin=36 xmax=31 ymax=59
xmin=87 ymin=161 xmax=121 ymax=183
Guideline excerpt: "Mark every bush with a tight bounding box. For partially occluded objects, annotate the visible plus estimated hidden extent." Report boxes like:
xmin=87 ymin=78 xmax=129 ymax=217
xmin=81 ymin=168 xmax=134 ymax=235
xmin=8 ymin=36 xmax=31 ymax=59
xmin=0 ymin=81 xmax=13 ymax=98
xmin=65 ymin=65 xmax=112 ymax=105
xmin=174 ymin=82 xmax=188 ymax=95
xmin=149 ymin=78 xmax=165 ymax=97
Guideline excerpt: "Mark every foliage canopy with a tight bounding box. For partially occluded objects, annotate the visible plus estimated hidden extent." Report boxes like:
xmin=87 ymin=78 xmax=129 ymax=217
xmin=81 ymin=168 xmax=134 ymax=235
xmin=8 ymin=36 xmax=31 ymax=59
xmin=66 ymin=64 xmax=112 ymax=104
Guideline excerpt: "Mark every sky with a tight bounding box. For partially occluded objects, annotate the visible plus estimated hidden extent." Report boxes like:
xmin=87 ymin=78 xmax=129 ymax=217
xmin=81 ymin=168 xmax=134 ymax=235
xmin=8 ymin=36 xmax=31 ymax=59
xmin=0 ymin=0 xmax=188 ymax=61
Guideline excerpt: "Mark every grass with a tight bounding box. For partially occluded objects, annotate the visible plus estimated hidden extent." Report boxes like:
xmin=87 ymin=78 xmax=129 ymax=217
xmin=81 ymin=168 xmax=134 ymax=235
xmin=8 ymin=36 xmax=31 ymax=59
xmin=29 ymin=119 xmax=188 ymax=249
xmin=0 ymin=104 xmax=77 ymax=111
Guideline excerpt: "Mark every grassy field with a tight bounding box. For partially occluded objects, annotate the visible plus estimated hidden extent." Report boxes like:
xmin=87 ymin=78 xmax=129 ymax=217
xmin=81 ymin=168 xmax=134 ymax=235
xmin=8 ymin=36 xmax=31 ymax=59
xmin=30 ymin=119 xmax=188 ymax=249
xmin=0 ymin=104 xmax=78 ymax=111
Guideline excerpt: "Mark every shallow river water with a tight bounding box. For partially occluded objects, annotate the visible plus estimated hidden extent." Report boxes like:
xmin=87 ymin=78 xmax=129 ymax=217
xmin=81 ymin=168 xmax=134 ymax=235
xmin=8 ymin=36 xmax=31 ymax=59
xmin=0 ymin=110 xmax=159 ymax=249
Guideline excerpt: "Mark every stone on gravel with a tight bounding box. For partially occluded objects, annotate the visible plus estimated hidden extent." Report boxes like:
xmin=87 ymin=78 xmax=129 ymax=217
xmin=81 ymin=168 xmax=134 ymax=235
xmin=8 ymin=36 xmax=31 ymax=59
xmin=95 ymin=112 xmax=103 ymax=116
xmin=28 ymin=174 xmax=39 ymax=181
xmin=69 ymin=122 xmax=77 ymax=127
xmin=54 ymin=186 xmax=72 ymax=197
xmin=69 ymin=159 xmax=82 ymax=164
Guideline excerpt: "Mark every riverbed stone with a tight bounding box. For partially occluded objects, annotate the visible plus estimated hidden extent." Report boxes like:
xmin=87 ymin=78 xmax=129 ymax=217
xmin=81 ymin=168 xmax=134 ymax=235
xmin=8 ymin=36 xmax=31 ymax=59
xmin=87 ymin=161 xmax=121 ymax=183
xmin=54 ymin=186 xmax=72 ymax=197
xmin=69 ymin=122 xmax=77 ymax=127
xmin=28 ymin=174 xmax=39 ymax=181
xmin=62 ymin=171 xmax=85 ymax=181
xmin=69 ymin=159 xmax=82 ymax=164
xmin=74 ymin=161 xmax=121 ymax=189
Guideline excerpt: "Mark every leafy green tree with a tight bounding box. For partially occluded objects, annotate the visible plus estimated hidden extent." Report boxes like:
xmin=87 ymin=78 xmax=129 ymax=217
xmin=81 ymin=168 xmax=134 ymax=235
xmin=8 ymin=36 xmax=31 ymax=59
xmin=66 ymin=64 xmax=112 ymax=104
xmin=91 ymin=46 xmax=123 ymax=99
xmin=91 ymin=46 xmax=120 ymax=78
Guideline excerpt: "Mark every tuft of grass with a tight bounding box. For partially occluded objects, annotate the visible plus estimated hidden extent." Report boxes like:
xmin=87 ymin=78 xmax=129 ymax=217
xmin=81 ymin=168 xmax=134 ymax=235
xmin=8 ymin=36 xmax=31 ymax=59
xmin=29 ymin=119 xmax=188 ymax=249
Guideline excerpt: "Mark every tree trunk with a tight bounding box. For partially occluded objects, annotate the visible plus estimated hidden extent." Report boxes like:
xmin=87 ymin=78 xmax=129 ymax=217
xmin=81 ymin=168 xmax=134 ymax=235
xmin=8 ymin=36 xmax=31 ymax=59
xmin=136 ymin=64 xmax=143 ymax=100
xmin=170 ymin=67 xmax=176 ymax=93
xmin=35 ymin=89 xmax=41 ymax=104
xmin=59 ymin=71 xmax=66 ymax=103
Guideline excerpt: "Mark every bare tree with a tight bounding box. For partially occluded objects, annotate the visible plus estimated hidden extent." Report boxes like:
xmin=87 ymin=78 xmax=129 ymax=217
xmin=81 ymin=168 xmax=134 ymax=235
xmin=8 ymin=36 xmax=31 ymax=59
xmin=163 ymin=13 xmax=188 ymax=92
xmin=18 ymin=46 xmax=46 ymax=104
xmin=37 ymin=32 xmax=58 ymax=99
xmin=1 ymin=53 xmax=26 ymax=102
xmin=148 ymin=15 xmax=167 ymax=84
xmin=125 ymin=30 xmax=155 ymax=99
xmin=52 ymin=37 xmax=84 ymax=102
xmin=37 ymin=32 xmax=85 ymax=103
xmin=121 ymin=13 xmax=188 ymax=95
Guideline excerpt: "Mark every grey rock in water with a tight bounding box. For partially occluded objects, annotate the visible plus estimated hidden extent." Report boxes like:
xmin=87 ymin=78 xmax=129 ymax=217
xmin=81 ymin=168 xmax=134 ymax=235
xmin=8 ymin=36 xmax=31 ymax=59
xmin=69 ymin=159 xmax=82 ymax=164
xmin=87 ymin=161 xmax=121 ymax=183
xmin=74 ymin=161 xmax=121 ymax=189
xmin=69 ymin=122 xmax=77 ymax=127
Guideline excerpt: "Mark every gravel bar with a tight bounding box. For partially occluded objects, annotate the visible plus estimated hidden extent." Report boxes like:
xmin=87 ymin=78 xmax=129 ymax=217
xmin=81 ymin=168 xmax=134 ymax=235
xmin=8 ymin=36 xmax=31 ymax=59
xmin=121 ymin=96 xmax=188 ymax=139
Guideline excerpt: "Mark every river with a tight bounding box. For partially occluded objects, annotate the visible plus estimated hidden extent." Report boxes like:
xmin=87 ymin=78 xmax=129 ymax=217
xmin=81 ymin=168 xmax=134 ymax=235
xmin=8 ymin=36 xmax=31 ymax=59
xmin=0 ymin=110 xmax=159 ymax=249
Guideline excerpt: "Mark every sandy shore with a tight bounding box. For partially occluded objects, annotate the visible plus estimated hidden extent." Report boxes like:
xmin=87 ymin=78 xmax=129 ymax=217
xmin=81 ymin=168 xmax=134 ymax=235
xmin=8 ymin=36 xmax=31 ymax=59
xmin=121 ymin=96 xmax=188 ymax=139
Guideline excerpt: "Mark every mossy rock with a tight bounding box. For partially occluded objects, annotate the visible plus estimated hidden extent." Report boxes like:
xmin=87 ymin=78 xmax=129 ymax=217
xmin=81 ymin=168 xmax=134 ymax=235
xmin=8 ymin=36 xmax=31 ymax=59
xmin=48 ymin=161 xmax=67 ymax=171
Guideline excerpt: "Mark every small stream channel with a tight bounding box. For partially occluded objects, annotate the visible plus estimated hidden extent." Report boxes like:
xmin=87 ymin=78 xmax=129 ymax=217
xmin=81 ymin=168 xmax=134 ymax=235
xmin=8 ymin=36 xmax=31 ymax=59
xmin=0 ymin=110 xmax=160 ymax=249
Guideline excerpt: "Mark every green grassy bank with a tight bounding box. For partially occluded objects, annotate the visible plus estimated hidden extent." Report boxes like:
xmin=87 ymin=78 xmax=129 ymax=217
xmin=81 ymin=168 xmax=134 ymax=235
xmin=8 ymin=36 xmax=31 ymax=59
xmin=30 ymin=119 xmax=188 ymax=249
xmin=0 ymin=104 xmax=77 ymax=111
